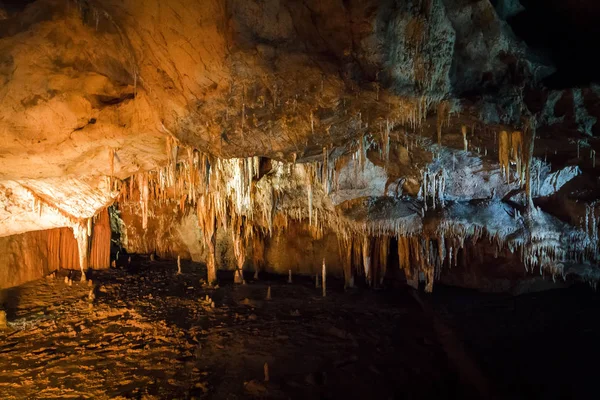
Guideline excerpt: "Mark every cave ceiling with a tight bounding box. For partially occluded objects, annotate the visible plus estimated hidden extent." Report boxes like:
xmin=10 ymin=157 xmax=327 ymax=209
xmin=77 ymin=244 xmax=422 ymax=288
xmin=1 ymin=0 xmax=599 ymax=289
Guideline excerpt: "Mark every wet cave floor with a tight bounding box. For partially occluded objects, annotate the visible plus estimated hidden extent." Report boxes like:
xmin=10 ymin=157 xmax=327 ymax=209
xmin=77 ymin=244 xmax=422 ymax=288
xmin=0 ymin=258 xmax=599 ymax=400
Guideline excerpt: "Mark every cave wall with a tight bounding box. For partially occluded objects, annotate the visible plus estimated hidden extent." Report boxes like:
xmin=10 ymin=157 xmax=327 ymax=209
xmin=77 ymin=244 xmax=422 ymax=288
xmin=0 ymin=208 xmax=111 ymax=289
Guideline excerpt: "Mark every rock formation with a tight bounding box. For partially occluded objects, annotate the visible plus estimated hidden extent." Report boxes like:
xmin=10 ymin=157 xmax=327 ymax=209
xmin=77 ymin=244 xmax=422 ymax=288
xmin=1 ymin=0 xmax=599 ymax=291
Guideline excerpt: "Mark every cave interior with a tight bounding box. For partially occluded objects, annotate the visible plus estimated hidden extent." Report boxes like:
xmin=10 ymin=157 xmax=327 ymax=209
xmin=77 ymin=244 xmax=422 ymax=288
xmin=0 ymin=0 xmax=599 ymax=398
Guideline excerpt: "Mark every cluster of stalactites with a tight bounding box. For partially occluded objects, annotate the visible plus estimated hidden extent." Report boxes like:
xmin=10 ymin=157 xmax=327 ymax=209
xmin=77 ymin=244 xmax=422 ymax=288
xmin=420 ymin=169 xmax=446 ymax=212
xmin=336 ymin=233 xmax=461 ymax=293
xmin=443 ymin=222 xmax=593 ymax=281
xmin=397 ymin=235 xmax=452 ymax=293
xmin=336 ymin=235 xmax=390 ymax=289
xmin=335 ymin=214 xmax=600 ymax=292
xmin=116 ymin=136 xmax=348 ymax=254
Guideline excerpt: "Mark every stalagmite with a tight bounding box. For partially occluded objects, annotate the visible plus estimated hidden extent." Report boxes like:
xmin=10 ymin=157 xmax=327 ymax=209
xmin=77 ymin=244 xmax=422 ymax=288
xmin=177 ymin=256 xmax=181 ymax=275
xmin=206 ymin=231 xmax=218 ymax=285
xmin=232 ymin=228 xmax=246 ymax=284
xmin=266 ymin=286 xmax=272 ymax=301
xmin=322 ymin=258 xmax=327 ymax=297
xmin=315 ymin=273 xmax=320 ymax=288
xmin=264 ymin=363 xmax=270 ymax=382
xmin=462 ymin=125 xmax=468 ymax=151
xmin=288 ymin=270 xmax=293 ymax=284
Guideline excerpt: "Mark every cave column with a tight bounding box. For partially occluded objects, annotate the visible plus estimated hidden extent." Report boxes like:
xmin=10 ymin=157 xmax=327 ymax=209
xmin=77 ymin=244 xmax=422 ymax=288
xmin=524 ymin=117 xmax=537 ymax=212
xmin=72 ymin=220 xmax=89 ymax=282
xmin=362 ymin=237 xmax=371 ymax=286
xmin=232 ymin=230 xmax=246 ymax=284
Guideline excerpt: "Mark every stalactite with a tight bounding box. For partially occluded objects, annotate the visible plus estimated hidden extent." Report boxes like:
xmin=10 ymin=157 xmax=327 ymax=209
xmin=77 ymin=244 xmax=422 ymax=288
xmin=437 ymin=102 xmax=449 ymax=145
xmin=338 ymin=236 xmax=354 ymax=289
xmin=137 ymin=172 xmax=149 ymax=230
xmin=511 ymin=131 xmax=523 ymax=183
xmin=524 ymin=118 xmax=536 ymax=211
xmin=362 ymin=237 xmax=371 ymax=286
xmin=359 ymin=134 xmax=366 ymax=170
xmin=499 ymin=130 xmax=510 ymax=182
xmin=322 ymin=258 xmax=327 ymax=297
xmin=379 ymin=237 xmax=389 ymax=286
xmin=383 ymin=119 xmax=391 ymax=164
xmin=307 ymin=172 xmax=313 ymax=226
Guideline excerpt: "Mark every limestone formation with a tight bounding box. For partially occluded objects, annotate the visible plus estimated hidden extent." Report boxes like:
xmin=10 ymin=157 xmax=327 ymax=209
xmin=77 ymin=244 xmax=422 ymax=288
xmin=0 ymin=0 xmax=598 ymax=292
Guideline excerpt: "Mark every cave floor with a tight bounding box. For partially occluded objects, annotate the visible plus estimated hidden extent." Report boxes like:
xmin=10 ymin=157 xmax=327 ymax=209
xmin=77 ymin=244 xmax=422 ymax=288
xmin=0 ymin=259 xmax=599 ymax=400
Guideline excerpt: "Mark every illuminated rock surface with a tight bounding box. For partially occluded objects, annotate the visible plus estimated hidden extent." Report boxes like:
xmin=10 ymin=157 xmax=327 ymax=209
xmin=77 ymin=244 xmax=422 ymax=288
xmin=1 ymin=0 xmax=600 ymax=397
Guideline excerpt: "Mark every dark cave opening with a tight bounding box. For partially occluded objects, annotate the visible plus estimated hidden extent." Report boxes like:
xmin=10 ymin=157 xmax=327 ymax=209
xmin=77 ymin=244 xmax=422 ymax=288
xmin=499 ymin=0 xmax=600 ymax=88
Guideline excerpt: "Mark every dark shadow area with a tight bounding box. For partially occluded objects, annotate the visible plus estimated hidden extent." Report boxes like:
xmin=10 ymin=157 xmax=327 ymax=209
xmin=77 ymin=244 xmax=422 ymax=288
xmin=1 ymin=258 xmax=599 ymax=399
xmin=0 ymin=285 xmax=22 ymax=321
xmin=0 ymin=0 xmax=37 ymax=13
xmin=500 ymin=0 xmax=600 ymax=88
xmin=430 ymin=284 xmax=600 ymax=399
